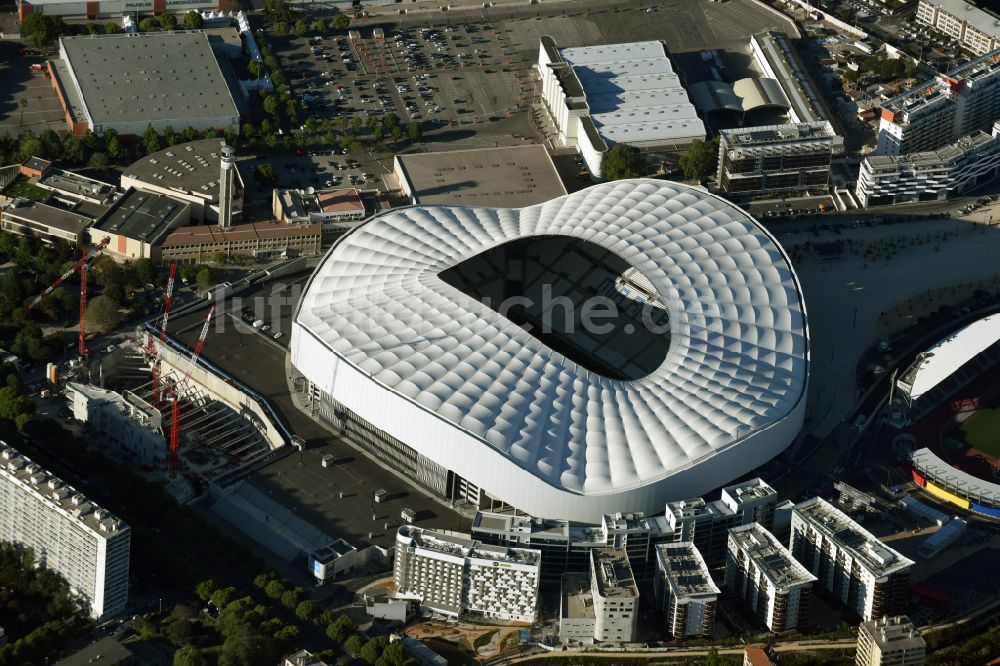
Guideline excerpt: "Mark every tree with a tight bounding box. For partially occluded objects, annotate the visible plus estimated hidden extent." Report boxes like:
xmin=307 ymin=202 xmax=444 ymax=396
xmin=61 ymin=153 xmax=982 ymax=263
xmin=254 ymin=163 xmax=278 ymax=187
xmin=0 ymin=385 xmax=35 ymax=425
xmin=106 ymin=134 xmax=124 ymax=163
xmin=360 ymin=636 xmax=388 ymax=664
xmin=280 ymin=588 xmax=302 ymax=610
xmin=105 ymin=22 xmax=123 ymax=34
xmin=326 ymin=613 xmax=358 ymax=643
xmin=247 ymin=60 xmax=262 ymax=79
xmin=264 ymin=579 xmax=286 ymax=600
xmin=678 ymin=138 xmax=718 ymax=182
xmin=273 ymin=624 xmax=299 ymax=648
xmin=62 ymin=136 xmax=85 ymax=164
xmin=166 ymin=619 xmax=194 ymax=646
xmin=173 ymin=645 xmax=206 ymax=666
xmin=704 ymin=647 xmax=720 ymax=666
xmin=600 ymin=143 xmax=643 ymax=180
xmin=274 ymin=21 xmax=289 ymax=35
xmin=132 ymin=257 xmax=154 ymax=285
xmin=196 ymin=267 xmax=213 ymax=290
xmin=183 ymin=11 xmax=204 ymax=30
xmin=263 ymin=96 xmax=280 ymax=117
xmin=332 ymin=14 xmax=350 ymax=31
xmin=84 ymin=295 xmax=121 ymax=334
xmin=143 ymin=124 xmax=162 ymax=154
xmin=88 ymin=152 xmax=110 ymax=170
xmin=344 ymin=634 xmax=365 ymax=656
xmin=407 ymin=121 xmax=421 ymax=141
xmin=21 ymin=14 xmax=64 ymax=48
xmin=139 ymin=17 xmax=160 ymax=32
xmin=295 ymin=599 xmax=318 ymax=621
xmin=194 ymin=578 xmax=218 ymax=601
xmin=294 ymin=18 xmax=309 ymax=35
xmin=313 ymin=19 xmax=327 ymax=33
xmin=158 ymin=13 xmax=176 ymax=30
xmin=209 ymin=585 xmax=239 ymax=609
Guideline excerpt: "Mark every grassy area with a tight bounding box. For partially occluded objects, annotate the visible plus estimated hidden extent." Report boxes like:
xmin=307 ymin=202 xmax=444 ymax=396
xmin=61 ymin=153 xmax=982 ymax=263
xmin=959 ymin=408 xmax=1000 ymax=458
xmin=473 ymin=629 xmax=498 ymax=650
xmin=5 ymin=175 xmax=49 ymax=202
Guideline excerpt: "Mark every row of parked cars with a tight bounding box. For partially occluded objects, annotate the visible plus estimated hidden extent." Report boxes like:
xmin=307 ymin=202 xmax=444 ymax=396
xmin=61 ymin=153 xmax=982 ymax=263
xmin=241 ymin=308 xmax=282 ymax=339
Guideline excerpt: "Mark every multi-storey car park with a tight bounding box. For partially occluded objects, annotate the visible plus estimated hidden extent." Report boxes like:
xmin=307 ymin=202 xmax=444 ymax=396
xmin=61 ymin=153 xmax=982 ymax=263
xmin=877 ymin=46 xmax=1000 ymax=156
xmin=857 ymin=121 xmax=1000 ymax=207
xmin=790 ymin=497 xmax=913 ymax=622
xmin=0 ymin=442 xmax=130 ymax=620
xmin=292 ymin=180 xmax=809 ymax=524
xmin=716 ymin=122 xmax=841 ymax=201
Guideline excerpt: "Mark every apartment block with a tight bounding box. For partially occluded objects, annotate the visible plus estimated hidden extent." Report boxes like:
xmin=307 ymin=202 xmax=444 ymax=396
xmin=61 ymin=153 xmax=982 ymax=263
xmin=916 ymin=0 xmax=1000 ymax=56
xmin=856 ymin=616 xmax=926 ymax=666
xmin=663 ymin=478 xmax=779 ymax=568
xmin=653 ymin=543 xmax=719 ymax=638
xmin=471 ymin=510 xmax=665 ymax=585
xmin=726 ymin=523 xmax=816 ymax=632
xmin=559 ymin=548 xmax=639 ymax=644
xmin=791 ymin=497 xmax=913 ymax=621
xmin=878 ymin=47 xmax=1000 ymax=156
xmin=857 ymin=122 xmax=1000 ymax=207
xmin=393 ymin=526 xmax=540 ymax=623
xmin=0 ymin=441 xmax=130 ymax=619
xmin=717 ymin=122 xmax=840 ymax=200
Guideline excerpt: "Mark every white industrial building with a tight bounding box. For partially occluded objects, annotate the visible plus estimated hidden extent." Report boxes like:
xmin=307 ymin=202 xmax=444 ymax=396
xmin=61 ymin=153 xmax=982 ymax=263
xmin=653 ymin=542 xmax=719 ymax=638
xmin=877 ymin=47 xmax=1000 ymax=156
xmin=537 ymin=38 xmax=705 ymax=178
xmin=559 ymin=548 xmax=639 ymax=644
xmin=855 ymin=616 xmax=926 ymax=666
xmin=726 ymin=523 xmax=816 ymax=632
xmin=857 ymin=122 xmax=1000 ymax=207
xmin=0 ymin=441 xmax=130 ymax=620
xmin=292 ymin=180 xmax=809 ymax=523
xmin=393 ymin=526 xmax=540 ymax=623
xmin=50 ymin=33 xmax=241 ymax=137
xmin=67 ymin=382 xmax=167 ymax=469
xmin=791 ymin=497 xmax=913 ymax=621
xmin=916 ymin=0 xmax=1000 ymax=56
xmin=662 ymin=478 xmax=780 ymax=567
xmin=18 ymin=0 xmax=218 ymax=21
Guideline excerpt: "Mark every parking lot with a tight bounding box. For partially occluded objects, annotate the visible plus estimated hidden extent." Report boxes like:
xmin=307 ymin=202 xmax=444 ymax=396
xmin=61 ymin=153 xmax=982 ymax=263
xmin=278 ymin=21 xmax=522 ymax=128
xmin=242 ymin=150 xmax=392 ymax=194
xmin=0 ymin=43 xmax=68 ymax=137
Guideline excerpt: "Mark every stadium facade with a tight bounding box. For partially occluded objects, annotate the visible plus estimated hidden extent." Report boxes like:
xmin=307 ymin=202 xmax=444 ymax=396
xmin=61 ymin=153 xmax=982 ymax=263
xmin=292 ymin=180 xmax=809 ymax=523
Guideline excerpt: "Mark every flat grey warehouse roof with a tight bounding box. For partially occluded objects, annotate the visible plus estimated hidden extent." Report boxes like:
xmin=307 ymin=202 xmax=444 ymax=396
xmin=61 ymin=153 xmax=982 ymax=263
xmin=59 ymin=32 xmax=240 ymax=127
xmin=395 ymin=145 xmax=567 ymax=208
xmin=95 ymin=188 xmax=187 ymax=243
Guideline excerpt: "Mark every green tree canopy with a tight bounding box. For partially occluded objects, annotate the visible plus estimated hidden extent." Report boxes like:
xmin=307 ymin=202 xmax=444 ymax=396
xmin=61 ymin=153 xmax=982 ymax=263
xmin=173 ymin=645 xmax=206 ymax=666
xmin=332 ymin=14 xmax=350 ymax=31
xmin=194 ymin=578 xmax=218 ymax=601
xmin=254 ymin=163 xmax=278 ymax=186
xmin=166 ymin=619 xmax=194 ymax=646
xmin=158 ymin=14 xmax=176 ymax=30
xmin=407 ymin=121 xmax=421 ymax=141
xmin=183 ymin=11 xmax=204 ymax=30
xmin=143 ymin=125 xmax=162 ymax=154
xmin=195 ymin=267 xmax=213 ymax=290
xmin=678 ymin=138 xmax=718 ymax=182
xmin=326 ymin=613 xmax=358 ymax=643
xmin=294 ymin=18 xmax=309 ymax=35
xmin=84 ymin=294 xmax=121 ymax=334
xmin=600 ymin=144 xmax=643 ymax=180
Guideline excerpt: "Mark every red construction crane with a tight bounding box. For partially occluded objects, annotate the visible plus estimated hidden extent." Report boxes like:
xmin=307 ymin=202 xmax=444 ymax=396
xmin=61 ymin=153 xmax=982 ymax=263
xmin=27 ymin=237 xmax=110 ymax=358
xmin=166 ymin=304 xmax=216 ymax=478
xmin=149 ymin=263 xmax=177 ymax=408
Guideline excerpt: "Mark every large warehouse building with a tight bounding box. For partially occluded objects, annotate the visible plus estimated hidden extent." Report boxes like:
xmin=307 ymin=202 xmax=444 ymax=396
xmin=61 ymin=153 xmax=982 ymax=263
xmin=292 ymin=179 xmax=809 ymax=522
xmin=48 ymin=32 xmax=241 ymax=137
xmin=18 ymin=0 xmax=219 ymax=21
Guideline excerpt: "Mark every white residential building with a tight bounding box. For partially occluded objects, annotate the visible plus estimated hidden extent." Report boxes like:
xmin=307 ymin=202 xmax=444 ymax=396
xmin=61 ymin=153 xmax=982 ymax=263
xmin=0 ymin=441 xmax=130 ymax=619
xmin=67 ymin=382 xmax=166 ymax=469
xmin=877 ymin=47 xmax=1000 ymax=156
xmin=558 ymin=548 xmax=639 ymax=644
xmin=537 ymin=37 xmax=704 ymax=177
xmin=916 ymin=0 xmax=1000 ymax=56
xmin=726 ymin=523 xmax=816 ymax=632
xmin=393 ymin=526 xmax=540 ymax=623
xmin=663 ymin=478 xmax=779 ymax=567
xmin=856 ymin=616 xmax=926 ymax=666
xmin=653 ymin=543 xmax=719 ymax=638
xmin=857 ymin=122 xmax=1000 ymax=207
xmin=791 ymin=497 xmax=914 ymax=621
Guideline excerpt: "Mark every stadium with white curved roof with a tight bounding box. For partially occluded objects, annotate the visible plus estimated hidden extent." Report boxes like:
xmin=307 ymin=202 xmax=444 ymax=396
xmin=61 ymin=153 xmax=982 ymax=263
xmin=291 ymin=179 xmax=809 ymax=522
